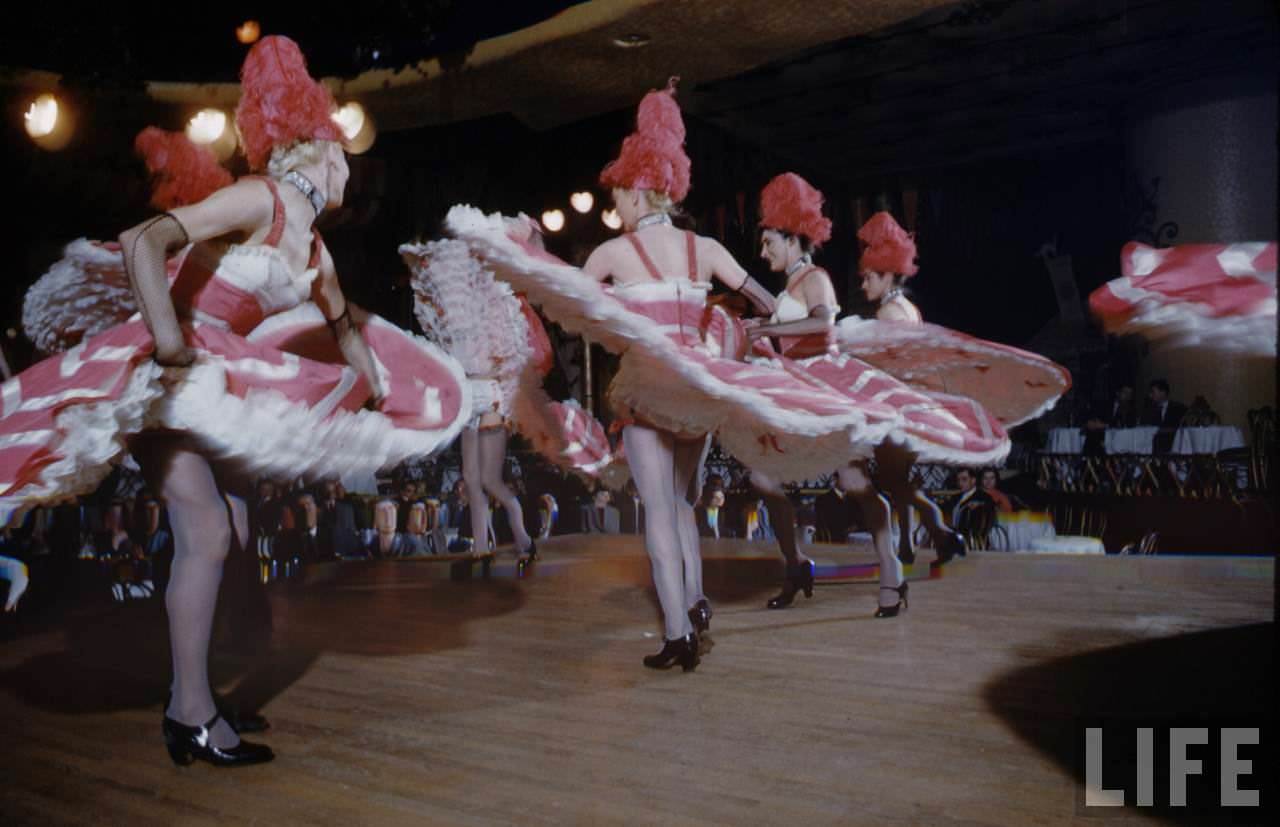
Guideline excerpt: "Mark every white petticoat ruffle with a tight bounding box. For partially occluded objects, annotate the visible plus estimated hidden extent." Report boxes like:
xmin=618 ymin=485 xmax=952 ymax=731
xmin=0 ymin=362 xmax=164 ymax=526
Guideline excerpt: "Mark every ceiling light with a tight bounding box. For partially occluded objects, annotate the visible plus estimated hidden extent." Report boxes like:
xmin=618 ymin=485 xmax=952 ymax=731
xmin=570 ymin=192 xmax=594 ymax=214
xmin=332 ymin=102 xmax=376 ymax=154
xmin=612 ymin=33 xmax=651 ymax=49
xmin=236 ymin=20 xmax=261 ymax=45
xmin=24 ymin=93 xmax=73 ymax=150
xmin=185 ymin=108 xmax=237 ymax=161
xmin=541 ymin=209 xmax=566 ymax=233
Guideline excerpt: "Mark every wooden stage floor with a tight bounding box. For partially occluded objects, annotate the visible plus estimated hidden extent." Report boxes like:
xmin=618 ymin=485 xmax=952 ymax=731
xmin=0 ymin=536 xmax=1273 ymax=825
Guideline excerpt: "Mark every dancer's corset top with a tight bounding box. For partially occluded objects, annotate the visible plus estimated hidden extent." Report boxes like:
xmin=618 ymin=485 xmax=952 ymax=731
xmin=772 ymin=290 xmax=837 ymax=359
xmin=169 ymin=242 xmax=318 ymax=335
xmin=611 ymin=281 xmax=713 ymax=350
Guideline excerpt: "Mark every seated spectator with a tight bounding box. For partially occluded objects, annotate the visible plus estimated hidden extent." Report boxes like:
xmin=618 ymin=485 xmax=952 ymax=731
xmin=1140 ymin=379 xmax=1187 ymax=454
xmin=538 ymin=494 xmax=559 ymax=540
xmin=1082 ymin=383 xmax=1137 ymax=455
xmin=371 ymin=499 xmax=406 ymax=558
xmin=138 ymin=494 xmax=174 ymax=593
xmin=394 ymin=479 xmax=421 ymax=534
xmin=619 ymin=480 xmax=644 ymax=535
xmin=950 ymin=468 xmax=994 ymax=536
xmin=318 ymin=479 xmax=363 ymax=559
xmin=401 ymin=501 xmax=433 ymax=556
xmin=980 ymin=468 xmax=1015 ymax=513
xmin=1181 ymin=395 xmax=1220 ymax=427
xmin=696 ymin=489 xmax=727 ymax=539
xmin=582 ymin=488 xmax=621 ymax=534
xmin=742 ymin=497 xmax=774 ymax=541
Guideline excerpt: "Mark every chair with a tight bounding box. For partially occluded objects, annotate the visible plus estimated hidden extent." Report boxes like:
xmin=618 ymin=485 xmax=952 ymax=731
xmin=1120 ymin=530 xmax=1158 ymax=555
xmin=958 ymin=499 xmax=999 ymax=551
xmin=1247 ymin=407 xmax=1274 ymax=491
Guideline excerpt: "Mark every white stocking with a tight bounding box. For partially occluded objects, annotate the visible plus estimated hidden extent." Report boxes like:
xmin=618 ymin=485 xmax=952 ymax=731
xmin=837 ymin=462 xmax=903 ymax=607
xmin=479 ymin=426 xmax=532 ymax=554
xmin=673 ymin=435 xmax=707 ymax=610
xmin=623 ymin=425 xmax=692 ymax=641
xmin=134 ymin=435 xmax=239 ymax=749
xmin=460 ymin=427 xmax=492 ymax=553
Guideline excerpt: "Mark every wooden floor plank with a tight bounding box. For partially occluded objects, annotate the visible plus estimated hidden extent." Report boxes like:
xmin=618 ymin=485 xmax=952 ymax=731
xmin=1 ymin=537 xmax=1271 ymax=825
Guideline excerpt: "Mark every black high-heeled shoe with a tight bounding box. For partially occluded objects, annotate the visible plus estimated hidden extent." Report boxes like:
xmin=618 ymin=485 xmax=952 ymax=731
xmin=874 ymin=582 xmax=909 ymax=618
xmin=687 ymin=598 xmax=712 ymax=634
xmin=166 ymin=692 xmax=269 ymax=734
xmin=516 ymin=540 xmax=538 ymax=576
xmin=766 ymin=559 xmax=815 ymax=609
xmin=932 ymin=531 xmax=966 ymax=566
xmin=162 ymin=712 xmax=274 ymax=767
xmin=642 ymin=633 xmax=699 ymax=672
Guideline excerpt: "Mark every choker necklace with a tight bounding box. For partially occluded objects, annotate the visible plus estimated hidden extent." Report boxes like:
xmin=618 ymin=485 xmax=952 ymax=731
xmin=785 ymin=254 xmax=813 ymax=277
xmin=880 ymin=286 xmax=904 ymax=306
xmin=635 ymin=212 xmax=672 ymax=230
xmin=283 ymin=171 xmax=326 ymax=216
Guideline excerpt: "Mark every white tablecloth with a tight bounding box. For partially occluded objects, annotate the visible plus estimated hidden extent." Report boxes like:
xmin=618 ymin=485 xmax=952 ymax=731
xmin=991 ymin=511 xmax=1056 ymax=551
xmin=1046 ymin=428 xmax=1085 ymax=453
xmin=1028 ymin=535 xmax=1105 ymax=554
xmin=1046 ymin=425 xmax=1242 ymax=455
xmin=1171 ymin=426 xmax=1245 ymax=455
xmin=1105 ymin=426 xmax=1158 ymax=454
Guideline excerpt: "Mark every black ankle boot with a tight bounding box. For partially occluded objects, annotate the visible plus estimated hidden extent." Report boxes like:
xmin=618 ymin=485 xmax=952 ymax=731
xmin=687 ymin=599 xmax=712 ymax=634
xmin=767 ymin=560 xmax=815 ymax=609
xmin=162 ymin=712 xmax=274 ymax=767
xmin=642 ymin=633 xmax=699 ymax=672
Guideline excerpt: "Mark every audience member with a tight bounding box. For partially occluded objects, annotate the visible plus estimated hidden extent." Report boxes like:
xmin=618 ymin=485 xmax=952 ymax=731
xmin=1082 ymin=383 xmax=1137 ymax=455
xmin=980 ymin=468 xmax=1015 ymax=513
xmin=1141 ymin=379 xmax=1187 ymax=454
xmin=696 ymin=489 xmax=727 ymax=539
xmin=318 ymin=480 xmax=363 ymax=559
xmin=583 ymin=488 xmax=621 ymax=534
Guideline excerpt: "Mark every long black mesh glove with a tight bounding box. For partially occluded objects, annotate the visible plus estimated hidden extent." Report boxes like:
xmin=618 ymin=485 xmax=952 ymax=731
xmin=736 ymin=275 xmax=778 ymax=318
xmin=119 ymin=213 xmax=192 ymax=366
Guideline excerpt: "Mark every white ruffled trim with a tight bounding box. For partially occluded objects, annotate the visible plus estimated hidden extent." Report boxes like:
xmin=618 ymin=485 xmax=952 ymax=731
xmin=402 ymin=238 xmax=532 ymax=414
xmin=1100 ymin=294 xmax=1277 ymax=357
xmin=836 ymin=316 xmax=1071 ymax=427
xmin=1 ymin=362 xmax=164 ymax=527
xmin=157 ymin=350 xmax=465 ymax=490
xmin=23 ymin=239 xmax=137 ymax=353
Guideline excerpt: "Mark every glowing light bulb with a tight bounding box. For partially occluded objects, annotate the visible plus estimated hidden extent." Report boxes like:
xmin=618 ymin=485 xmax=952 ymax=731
xmin=332 ymin=102 xmax=366 ymax=142
xmin=185 ymin=109 xmax=227 ymax=145
xmin=541 ymin=209 xmax=566 ymax=233
xmin=601 ymin=209 xmax=622 ymax=230
xmin=570 ymin=191 xmax=594 ymax=213
xmin=24 ymin=94 xmax=59 ymax=138
xmin=236 ymin=20 xmax=261 ymax=44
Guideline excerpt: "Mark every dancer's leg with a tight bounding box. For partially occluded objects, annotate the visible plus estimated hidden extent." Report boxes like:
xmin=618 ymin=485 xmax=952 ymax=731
xmin=478 ymin=426 xmax=533 ymax=554
xmin=460 ymin=427 xmax=491 ymax=554
xmin=876 ymin=444 xmax=954 ymax=555
xmin=135 ymin=435 xmax=239 ymax=749
xmin=672 ymin=435 xmax=706 ymax=610
xmin=837 ymin=462 xmax=904 ymax=610
xmin=623 ymin=425 xmax=690 ymax=641
xmin=749 ymin=470 xmax=808 ymax=566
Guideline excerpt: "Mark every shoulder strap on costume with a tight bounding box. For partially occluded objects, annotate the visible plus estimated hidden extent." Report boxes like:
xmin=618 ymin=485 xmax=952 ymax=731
xmin=623 ymin=233 xmax=663 ymax=281
xmin=253 ymin=176 xmax=287 ymax=248
xmin=685 ymin=231 xmax=698 ymax=281
xmin=309 ymin=230 xmax=324 ymax=269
